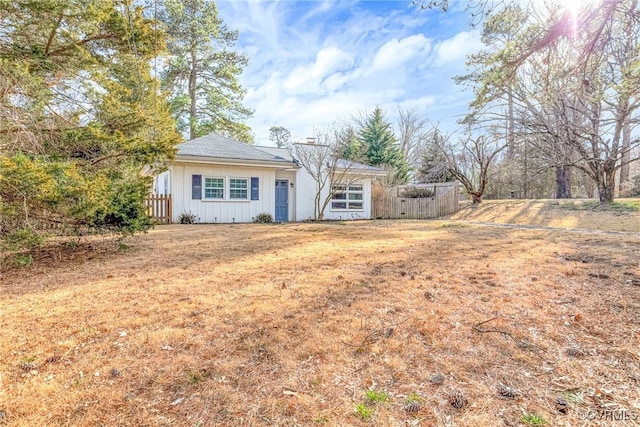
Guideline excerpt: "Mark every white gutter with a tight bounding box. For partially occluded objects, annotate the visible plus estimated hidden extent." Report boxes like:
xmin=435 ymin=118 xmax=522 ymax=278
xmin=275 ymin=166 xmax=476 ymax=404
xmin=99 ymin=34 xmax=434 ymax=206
xmin=175 ymin=155 xmax=300 ymax=169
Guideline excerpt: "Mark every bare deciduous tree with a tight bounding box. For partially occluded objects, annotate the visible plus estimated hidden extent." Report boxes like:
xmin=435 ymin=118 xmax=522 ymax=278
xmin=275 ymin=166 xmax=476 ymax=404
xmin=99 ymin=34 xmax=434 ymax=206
xmin=293 ymin=126 xmax=373 ymax=220
xmin=396 ymin=107 xmax=432 ymax=170
xmin=458 ymin=0 xmax=640 ymax=202
xmin=435 ymin=130 xmax=507 ymax=203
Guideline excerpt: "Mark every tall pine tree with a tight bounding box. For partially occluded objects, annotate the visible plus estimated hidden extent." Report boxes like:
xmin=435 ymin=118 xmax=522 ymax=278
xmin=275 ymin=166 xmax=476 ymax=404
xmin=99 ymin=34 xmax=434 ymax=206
xmin=160 ymin=0 xmax=253 ymax=142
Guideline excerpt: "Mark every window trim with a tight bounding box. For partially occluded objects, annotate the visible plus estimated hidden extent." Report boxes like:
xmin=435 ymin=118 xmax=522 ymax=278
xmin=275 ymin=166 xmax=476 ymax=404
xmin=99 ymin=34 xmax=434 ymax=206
xmin=229 ymin=177 xmax=249 ymax=200
xmin=201 ymin=176 xmax=252 ymax=201
xmin=203 ymin=176 xmax=225 ymax=200
xmin=330 ymin=183 xmax=364 ymax=211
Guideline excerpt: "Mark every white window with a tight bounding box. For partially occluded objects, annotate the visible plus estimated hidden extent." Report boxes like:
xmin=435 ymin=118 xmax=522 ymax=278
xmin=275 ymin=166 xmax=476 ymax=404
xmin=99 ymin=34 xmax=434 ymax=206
xmin=201 ymin=176 xmax=250 ymax=200
xmin=229 ymin=178 xmax=249 ymax=199
xmin=331 ymin=183 xmax=364 ymax=211
xmin=204 ymin=177 xmax=224 ymax=199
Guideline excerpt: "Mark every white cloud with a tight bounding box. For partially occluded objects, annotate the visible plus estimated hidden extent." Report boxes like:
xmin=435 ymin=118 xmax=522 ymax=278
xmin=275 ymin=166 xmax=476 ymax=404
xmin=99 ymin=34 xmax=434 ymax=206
xmin=323 ymin=72 xmax=350 ymax=92
xmin=372 ymin=34 xmax=431 ymax=72
xmin=283 ymin=46 xmax=354 ymax=94
xmin=396 ymin=95 xmax=437 ymax=111
xmin=434 ymin=30 xmax=483 ymax=66
xmin=250 ymin=87 xmax=407 ymax=141
xmin=216 ymin=1 xmax=478 ymax=144
xmin=313 ymin=47 xmax=354 ymax=79
xmin=222 ymin=1 xmax=282 ymax=51
xmin=299 ymin=0 xmax=334 ymax=22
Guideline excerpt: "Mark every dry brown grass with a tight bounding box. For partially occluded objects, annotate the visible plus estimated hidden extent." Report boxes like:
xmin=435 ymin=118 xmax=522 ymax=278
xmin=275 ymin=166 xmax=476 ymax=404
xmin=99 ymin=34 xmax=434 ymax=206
xmin=1 ymin=201 xmax=639 ymax=426
xmin=451 ymin=198 xmax=640 ymax=232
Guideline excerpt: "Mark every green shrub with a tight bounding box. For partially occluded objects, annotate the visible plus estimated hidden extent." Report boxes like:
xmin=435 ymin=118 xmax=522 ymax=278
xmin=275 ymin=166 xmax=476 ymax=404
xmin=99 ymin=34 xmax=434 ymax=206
xmin=253 ymin=213 xmax=273 ymax=223
xmin=400 ymin=187 xmax=435 ymax=198
xmin=14 ymin=254 xmax=33 ymax=267
xmin=91 ymin=179 xmax=153 ymax=235
xmin=1 ymin=228 xmax=45 ymax=251
xmin=631 ymin=175 xmax=640 ymax=196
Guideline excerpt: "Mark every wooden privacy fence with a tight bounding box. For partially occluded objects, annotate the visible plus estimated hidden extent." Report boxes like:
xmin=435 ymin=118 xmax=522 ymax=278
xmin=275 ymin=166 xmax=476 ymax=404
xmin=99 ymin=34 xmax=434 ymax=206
xmin=372 ymin=183 xmax=459 ymax=219
xmin=146 ymin=194 xmax=172 ymax=224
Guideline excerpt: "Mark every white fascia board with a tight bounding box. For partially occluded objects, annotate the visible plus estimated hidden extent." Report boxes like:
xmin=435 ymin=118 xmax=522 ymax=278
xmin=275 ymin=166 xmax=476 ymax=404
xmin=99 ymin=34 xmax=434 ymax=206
xmin=335 ymin=168 xmax=388 ymax=176
xmin=175 ymin=155 xmax=299 ymax=169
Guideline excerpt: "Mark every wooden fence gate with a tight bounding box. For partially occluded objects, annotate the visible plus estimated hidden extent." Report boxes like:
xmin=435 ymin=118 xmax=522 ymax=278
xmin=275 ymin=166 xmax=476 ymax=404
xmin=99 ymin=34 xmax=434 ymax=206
xmin=146 ymin=194 xmax=172 ymax=224
xmin=372 ymin=183 xmax=459 ymax=219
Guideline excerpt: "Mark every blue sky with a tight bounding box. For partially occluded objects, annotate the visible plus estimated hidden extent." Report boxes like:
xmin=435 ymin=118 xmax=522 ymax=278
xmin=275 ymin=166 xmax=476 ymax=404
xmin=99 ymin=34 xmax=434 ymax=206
xmin=216 ymin=0 xmax=484 ymax=144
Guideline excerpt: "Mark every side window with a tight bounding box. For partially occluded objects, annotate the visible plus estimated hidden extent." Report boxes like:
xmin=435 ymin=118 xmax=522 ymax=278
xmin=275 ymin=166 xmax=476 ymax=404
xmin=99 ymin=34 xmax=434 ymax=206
xmin=192 ymin=175 xmax=202 ymax=199
xmin=251 ymin=177 xmax=259 ymax=200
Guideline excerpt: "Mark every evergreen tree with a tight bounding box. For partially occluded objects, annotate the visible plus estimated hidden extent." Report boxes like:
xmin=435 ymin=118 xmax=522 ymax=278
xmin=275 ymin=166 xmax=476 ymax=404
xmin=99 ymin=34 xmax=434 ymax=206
xmin=337 ymin=125 xmax=363 ymax=161
xmin=160 ymin=0 xmax=253 ymax=142
xmin=417 ymin=130 xmax=456 ymax=183
xmin=357 ymin=107 xmax=411 ymax=184
xmin=0 ymin=0 xmax=181 ymax=249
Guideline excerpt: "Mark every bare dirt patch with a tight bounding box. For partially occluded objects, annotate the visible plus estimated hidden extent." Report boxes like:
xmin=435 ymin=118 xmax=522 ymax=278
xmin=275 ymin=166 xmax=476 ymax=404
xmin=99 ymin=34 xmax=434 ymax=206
xmin=1 ymin=213 xmax=639 ymax=426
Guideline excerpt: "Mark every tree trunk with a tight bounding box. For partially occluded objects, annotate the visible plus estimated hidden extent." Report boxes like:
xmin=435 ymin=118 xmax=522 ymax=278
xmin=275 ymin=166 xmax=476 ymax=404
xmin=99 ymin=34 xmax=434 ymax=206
xmin=522 ymin=138 xmax=529 ymax=199
xmin=555 ymin=165 xmax=572 ymax=199
xmin=597 ymin=167 xmax=616 ymax=203
xmin=506 ymin=90 xmax=515 ymax=159
xmin=470 ymin=192 xmax=483 ymax=203
xmin=315 ymin=190 xmax=322 ymax=220
xmin=618 ymin=122 xmax=631 ymax=195
xmin=189 ymin=48 xmax=198 ymax=141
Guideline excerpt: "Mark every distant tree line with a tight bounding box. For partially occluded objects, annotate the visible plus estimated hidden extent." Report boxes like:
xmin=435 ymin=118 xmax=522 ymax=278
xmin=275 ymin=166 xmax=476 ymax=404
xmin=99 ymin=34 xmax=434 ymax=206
xmin=273 ymin=0 xmax=640 ymax=206
xmin=413 ymin=0 xmax=640 ymax=203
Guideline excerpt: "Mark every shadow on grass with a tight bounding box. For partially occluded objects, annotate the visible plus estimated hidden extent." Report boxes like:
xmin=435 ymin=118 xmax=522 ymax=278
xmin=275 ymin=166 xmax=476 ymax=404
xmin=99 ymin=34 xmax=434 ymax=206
xmin=451 ymin=198 xmax=640 ymax=233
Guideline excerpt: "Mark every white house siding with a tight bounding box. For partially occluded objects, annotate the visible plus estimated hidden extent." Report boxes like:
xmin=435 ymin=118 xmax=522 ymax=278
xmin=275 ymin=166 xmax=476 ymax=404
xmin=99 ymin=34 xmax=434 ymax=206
xmin=153 ymin=170 xmax=171 ymax=195
xmin=171 ymin=162 xmax=278 ymax=223
xmin=294 ymin=166 xmax=318 ymax=221
xmin=294 ymin=170 xmax=374 ymax=221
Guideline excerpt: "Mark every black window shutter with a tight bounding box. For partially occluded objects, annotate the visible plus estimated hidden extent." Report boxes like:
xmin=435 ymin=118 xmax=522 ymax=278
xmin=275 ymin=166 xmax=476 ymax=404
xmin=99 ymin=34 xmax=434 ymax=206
xmin=192 ymin=175 xmax=202 ymax=199
xmin=251 ymin=177 xmax=259 ymax=200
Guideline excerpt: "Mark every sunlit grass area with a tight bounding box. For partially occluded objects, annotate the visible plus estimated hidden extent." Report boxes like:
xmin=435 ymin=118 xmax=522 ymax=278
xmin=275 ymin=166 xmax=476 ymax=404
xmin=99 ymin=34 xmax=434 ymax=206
xmin=1 ymin=210 xmax=639 ymax=426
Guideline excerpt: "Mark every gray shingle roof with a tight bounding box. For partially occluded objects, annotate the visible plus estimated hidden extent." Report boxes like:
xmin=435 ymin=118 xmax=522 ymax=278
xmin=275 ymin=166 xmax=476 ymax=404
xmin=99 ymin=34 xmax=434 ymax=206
xmin=254 ymin=146 xmax=295 ymax=162
xmin=257 ymin=145 xmax=386 ymax=174
xmin=177 ymin=133 xmax=294 ymax=164
xmin=335 ymin=159 xmax=387 ymax=173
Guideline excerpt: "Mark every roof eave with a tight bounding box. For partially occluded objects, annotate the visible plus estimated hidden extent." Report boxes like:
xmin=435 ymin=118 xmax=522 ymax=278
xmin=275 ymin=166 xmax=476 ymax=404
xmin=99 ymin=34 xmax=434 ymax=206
xmin=175 ymin=154 xmax=299 ymax=169
xmin=335 ymin=168 xmax=388 ymax=176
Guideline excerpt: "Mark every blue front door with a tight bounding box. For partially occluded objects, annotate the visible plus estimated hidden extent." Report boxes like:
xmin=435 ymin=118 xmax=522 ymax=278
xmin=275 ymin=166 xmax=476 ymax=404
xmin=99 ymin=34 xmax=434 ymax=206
xmin=275 ymin=180 xmax=288 ymax=222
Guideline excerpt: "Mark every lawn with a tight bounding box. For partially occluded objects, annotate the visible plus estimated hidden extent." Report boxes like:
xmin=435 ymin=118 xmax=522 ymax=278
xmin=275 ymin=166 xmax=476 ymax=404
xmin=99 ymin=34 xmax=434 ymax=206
xmin=1 ymin=206 xmax=639 ymax=426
